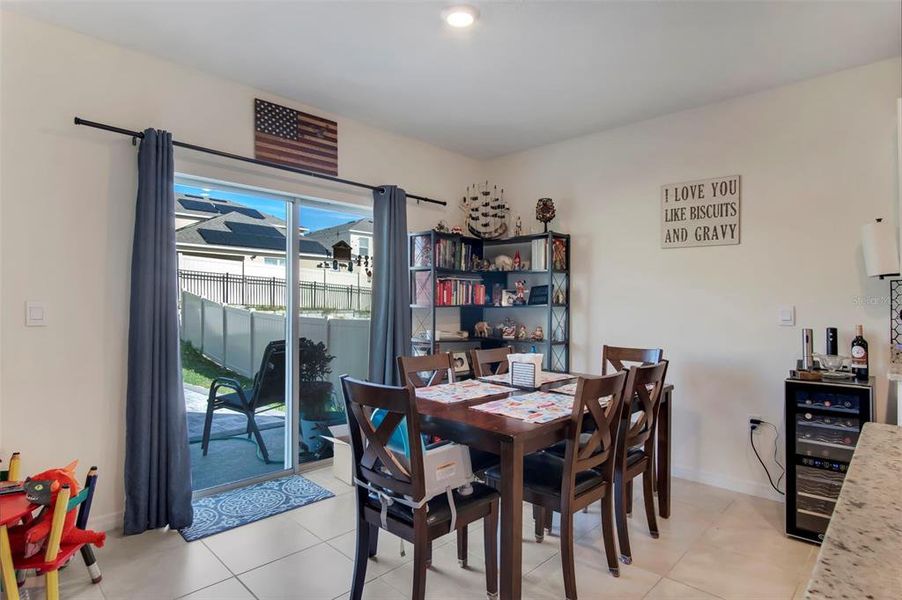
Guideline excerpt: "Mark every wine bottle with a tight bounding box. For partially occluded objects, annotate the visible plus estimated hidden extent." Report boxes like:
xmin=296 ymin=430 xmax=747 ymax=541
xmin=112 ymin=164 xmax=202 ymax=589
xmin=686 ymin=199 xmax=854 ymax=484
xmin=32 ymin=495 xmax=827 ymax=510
xmin=851 ymin=325 xmax=868 ymax=380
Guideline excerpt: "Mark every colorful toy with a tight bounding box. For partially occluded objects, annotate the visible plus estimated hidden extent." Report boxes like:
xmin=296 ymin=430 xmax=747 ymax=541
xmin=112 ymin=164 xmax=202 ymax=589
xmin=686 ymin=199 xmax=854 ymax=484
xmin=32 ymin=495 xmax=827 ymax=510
xmin=6 ymin=461 xmax=105 ymax=559
xmin=514 ymin=280 xmax=527 ymax=305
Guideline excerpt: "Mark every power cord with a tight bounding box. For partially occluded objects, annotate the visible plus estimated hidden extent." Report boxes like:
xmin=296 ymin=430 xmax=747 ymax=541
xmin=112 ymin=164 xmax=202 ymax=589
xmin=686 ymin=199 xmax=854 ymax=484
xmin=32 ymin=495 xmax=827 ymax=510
xmin=749 ymin=419 xmax=785 ymax=495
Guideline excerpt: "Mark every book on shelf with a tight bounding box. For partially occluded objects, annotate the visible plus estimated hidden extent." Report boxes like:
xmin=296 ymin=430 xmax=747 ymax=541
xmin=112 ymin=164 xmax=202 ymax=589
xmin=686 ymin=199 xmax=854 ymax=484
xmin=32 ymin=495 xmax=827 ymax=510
xmin=436 ymin=277 xmax=486 ymax=306
xmin=434 ymin=237 xmax=476 ymax=270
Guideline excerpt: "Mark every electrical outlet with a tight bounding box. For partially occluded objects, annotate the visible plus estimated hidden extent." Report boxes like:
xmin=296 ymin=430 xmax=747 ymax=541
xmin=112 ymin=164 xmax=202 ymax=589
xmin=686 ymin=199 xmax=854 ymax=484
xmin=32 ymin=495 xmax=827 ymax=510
xmin=748 ymin=415 xmax=764 ymax=431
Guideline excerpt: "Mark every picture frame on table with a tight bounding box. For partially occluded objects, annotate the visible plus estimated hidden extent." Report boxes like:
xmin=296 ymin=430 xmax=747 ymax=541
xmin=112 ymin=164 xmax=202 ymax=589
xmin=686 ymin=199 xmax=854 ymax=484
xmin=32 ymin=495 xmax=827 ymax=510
xmin=451 ymin=352 xmax=470 ymax=375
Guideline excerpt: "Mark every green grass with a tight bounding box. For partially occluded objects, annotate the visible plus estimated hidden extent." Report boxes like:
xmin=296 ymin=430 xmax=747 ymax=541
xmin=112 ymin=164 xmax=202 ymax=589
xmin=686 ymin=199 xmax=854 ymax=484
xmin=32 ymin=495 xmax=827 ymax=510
xmin=181 ymin=340 xmax=253 ymax=390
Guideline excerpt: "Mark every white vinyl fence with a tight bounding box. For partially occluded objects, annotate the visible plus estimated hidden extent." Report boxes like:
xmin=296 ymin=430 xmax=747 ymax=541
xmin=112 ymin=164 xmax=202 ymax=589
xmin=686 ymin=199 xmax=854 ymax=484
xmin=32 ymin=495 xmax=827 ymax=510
xmin=180 ymin=291 xmax=370 ymax=388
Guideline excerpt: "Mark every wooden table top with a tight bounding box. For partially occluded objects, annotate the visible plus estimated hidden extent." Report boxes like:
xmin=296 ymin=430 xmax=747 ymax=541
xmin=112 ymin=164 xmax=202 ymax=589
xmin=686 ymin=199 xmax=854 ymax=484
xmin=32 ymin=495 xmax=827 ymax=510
xmin=415 ymin=377 xmax=673 ymax=445
xmin=0 ymin=492 xmax=36 ymax=527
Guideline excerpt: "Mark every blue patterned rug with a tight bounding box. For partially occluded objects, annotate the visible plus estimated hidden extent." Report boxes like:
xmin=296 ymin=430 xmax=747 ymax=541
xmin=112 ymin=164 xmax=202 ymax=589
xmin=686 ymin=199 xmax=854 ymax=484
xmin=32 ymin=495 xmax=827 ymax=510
xmin=179 ymin=475 xmax=334 ymax=541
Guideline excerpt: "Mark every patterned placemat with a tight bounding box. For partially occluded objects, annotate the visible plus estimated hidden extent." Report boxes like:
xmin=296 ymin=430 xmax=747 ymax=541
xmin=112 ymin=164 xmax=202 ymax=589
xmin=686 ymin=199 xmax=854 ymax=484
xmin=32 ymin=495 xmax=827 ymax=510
xmin=471 ymin=391 xmax=574 ymax=424
xmin=416 ymin=379 xmax=516 ymax=404
xmin=480 ymin=371 xmax=577 ymax=387
xmin=551 ymin=382 xmax=578 ymax=395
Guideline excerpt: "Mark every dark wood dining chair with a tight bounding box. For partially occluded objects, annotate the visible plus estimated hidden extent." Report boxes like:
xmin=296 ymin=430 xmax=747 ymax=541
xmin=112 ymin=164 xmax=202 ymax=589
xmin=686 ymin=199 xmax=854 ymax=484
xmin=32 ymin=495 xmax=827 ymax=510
xmin=398 ymin=352 xmax=455 ymax=387
xmin=613 ymin=361 xmax=669 ymax=565
xmin=398 ymin=353 xmax=497 ymax=472
xmin=469 ymin=346 xmax=512 ymax=377
xmin=340 ymin=376 xmax=500 ymax=600
xmin=397 ymin=352 xmax=500 ymax=564
xmin=601 ymin=345 xmax=663 ymax=375
xmin=601 ymin=345 xmax=663 ymax=512
xmin=484 ymin=372 xmax=627 ymax=599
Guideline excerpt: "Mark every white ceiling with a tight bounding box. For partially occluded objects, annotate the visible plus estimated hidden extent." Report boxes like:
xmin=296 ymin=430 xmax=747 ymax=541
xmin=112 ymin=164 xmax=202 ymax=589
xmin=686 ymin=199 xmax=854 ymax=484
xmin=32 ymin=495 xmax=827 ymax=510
xmin=7 ymin=1 xmax=901 ymax=158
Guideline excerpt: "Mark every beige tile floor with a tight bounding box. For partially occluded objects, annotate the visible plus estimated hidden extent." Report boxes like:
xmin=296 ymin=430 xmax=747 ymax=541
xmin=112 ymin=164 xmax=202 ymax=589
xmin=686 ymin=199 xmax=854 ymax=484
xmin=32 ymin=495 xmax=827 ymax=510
xmin=10 ymin=470 xmax=818 ymax=600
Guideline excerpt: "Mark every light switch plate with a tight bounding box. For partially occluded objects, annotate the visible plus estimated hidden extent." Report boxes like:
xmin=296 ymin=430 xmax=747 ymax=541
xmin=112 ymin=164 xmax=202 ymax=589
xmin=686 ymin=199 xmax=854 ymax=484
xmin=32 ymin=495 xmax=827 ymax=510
xmin=26 ymin=301 xmax=47 ymax=327
xmin=778 ymin=305 xmax=795 ymax=327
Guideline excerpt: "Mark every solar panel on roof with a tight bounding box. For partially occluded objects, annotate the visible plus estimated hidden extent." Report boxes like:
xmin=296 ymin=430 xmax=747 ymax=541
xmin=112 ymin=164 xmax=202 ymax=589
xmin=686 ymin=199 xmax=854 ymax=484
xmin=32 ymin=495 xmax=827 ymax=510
xmin=226 ymin=222 xmax=284 ymax=238
xmin=179 ymin=199 xmax=218 ymax=213
xmin=198 ymin=229 xmax=286 ymax=251
xmin=299 ymin=240 xmax=329 ymax=255
xmin=212 ymin=204 xmax=265 ymax=219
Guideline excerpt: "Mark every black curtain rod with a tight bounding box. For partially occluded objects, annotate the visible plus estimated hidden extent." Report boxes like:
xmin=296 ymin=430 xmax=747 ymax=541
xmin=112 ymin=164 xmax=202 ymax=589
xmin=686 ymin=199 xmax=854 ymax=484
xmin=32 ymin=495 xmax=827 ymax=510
xmin=73 ymin=117 xmax=447 ymax=206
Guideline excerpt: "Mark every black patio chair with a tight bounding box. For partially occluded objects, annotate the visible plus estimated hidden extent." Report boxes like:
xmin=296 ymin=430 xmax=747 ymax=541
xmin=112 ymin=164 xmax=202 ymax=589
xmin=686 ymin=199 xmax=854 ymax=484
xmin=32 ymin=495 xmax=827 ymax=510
xmin=201 ymin=339 xmax=286 ymax=463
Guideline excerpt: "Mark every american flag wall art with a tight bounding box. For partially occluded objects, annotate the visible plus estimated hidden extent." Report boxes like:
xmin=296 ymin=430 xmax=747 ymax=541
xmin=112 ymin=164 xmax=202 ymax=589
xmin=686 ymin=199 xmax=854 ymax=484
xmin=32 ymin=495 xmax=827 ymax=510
xmin=254 ymin=98 xmax=338 ymax=176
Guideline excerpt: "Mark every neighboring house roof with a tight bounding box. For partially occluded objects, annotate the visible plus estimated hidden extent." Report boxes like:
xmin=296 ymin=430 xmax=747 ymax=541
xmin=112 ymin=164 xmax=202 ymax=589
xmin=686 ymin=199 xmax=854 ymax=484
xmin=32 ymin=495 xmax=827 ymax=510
xmin=175 ymin=194 xmax=294 ymax=228
xmin=177 ymin=211 xmax=330 ymax=257
xmin=304 ymin=218 xmax=374 ymax=247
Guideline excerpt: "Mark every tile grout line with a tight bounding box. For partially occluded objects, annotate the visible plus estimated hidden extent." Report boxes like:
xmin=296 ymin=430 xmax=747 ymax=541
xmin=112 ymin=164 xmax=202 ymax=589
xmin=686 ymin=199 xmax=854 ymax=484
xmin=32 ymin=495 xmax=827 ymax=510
xmin=658 ymin=497 xmax=734 ymax=600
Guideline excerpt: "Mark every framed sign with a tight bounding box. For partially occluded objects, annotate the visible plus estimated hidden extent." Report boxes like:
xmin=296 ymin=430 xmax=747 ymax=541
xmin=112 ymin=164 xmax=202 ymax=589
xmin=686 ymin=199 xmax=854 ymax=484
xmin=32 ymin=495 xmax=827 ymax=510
xmin=661 ymin=175 xmax=740 ymax=249
xmin=527 ymin=285 xmax=549 ymax=305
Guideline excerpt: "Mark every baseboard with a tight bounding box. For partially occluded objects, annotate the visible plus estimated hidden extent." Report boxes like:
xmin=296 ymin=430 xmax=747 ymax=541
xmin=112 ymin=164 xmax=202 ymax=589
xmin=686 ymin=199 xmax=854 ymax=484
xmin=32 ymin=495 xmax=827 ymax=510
xmin=671 ymin=464 xmax=785 ymax=502
xmin=90 ymin=510 xmax=124 ymax=533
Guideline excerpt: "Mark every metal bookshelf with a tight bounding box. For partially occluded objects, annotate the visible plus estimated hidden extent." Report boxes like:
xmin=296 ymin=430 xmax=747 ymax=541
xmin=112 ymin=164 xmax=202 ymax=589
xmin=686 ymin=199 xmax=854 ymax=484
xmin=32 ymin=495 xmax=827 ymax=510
xmin=408 ymin=229 xmax=571 ymax=372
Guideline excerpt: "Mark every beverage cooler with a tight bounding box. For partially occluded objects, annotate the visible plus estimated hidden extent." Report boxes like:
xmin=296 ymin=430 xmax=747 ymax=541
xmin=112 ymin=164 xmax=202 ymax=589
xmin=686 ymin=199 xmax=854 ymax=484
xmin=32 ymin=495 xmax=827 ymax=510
xmin=784 ymin=377 xmax=874 ymax=543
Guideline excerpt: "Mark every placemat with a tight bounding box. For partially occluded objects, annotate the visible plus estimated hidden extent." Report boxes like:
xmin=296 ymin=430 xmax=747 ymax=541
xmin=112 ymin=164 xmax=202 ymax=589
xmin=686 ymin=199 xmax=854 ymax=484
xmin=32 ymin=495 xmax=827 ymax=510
xmin=480 ymin=371 xmax=577 ymax=387
xmin=416 ymin=379 xmax=516 ymax=404
xmin=471 ymin=391 xmax=574 ymax=424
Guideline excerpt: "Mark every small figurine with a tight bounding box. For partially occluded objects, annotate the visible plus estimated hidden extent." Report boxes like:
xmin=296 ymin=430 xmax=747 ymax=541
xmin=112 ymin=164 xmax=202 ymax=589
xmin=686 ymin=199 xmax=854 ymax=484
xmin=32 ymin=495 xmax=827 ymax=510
xmin=470 ymin=254 xmax=483 ymax=271
xmin=516 ymin=324 xmax=529 ymax=340
xmin=513 ymin=250 xmax=522 ymax=270
xmin=451 ymin=225 xmax=463 ymax=235
xmin=474 ymin=321 xmax=490 ymax=337
xmin=514 ymin=280 xmax=527 ymax=305
xmin=501 ymin=318 xmax=517 ymax=339
xmin=553 ymin=287 xmax=566 ymax=305
xmin=514 ymin=215 xmax=523 ymax=236
xmin=435 ymin=220 xmax=450 ymax=233
xmin=531 ymin=326 xmax=544 ymax=341
xmin=552 ymin=238 xmax=567 ymax=271
xmin=494 ymin=254 xmax=513 ymax=271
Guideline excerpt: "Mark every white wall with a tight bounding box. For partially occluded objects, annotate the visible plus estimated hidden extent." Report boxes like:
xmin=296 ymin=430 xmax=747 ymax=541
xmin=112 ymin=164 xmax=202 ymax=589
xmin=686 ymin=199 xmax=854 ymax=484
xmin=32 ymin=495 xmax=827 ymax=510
xmin=486 ymin=58 xmax=902 ymax=498
xmin=0 ymin=11 xmax=478 ymax=528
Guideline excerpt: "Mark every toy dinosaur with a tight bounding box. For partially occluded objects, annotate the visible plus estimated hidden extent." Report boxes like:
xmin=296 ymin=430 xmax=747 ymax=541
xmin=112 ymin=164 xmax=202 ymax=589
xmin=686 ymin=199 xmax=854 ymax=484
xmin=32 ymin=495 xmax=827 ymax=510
xmin=6 ymin=461 xmax=106 ymax=558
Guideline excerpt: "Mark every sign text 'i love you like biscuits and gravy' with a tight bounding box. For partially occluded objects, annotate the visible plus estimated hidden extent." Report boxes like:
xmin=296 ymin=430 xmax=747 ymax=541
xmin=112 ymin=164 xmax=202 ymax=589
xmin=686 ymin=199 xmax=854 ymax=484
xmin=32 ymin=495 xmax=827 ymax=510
xmin=661 ymin=175 xmax=740 ymax=248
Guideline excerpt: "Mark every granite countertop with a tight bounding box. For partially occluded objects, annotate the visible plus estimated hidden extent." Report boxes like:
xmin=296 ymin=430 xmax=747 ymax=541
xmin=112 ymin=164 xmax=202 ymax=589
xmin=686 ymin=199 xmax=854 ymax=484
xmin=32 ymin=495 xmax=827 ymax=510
xmin=805 ymin=422 xmax=902 ymax=599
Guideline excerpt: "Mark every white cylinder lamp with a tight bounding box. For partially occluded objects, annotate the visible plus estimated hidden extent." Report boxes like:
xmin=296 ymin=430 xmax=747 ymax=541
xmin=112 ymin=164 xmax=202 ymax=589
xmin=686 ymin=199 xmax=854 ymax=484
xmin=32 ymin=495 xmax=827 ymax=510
xmin=862 ymin=218 xmax=900 ymax=278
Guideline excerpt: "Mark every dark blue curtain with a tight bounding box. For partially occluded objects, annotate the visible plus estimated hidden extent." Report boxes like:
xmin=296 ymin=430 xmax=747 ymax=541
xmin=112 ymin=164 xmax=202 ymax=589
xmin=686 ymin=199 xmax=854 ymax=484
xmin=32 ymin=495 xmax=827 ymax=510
xmin=123 ymin=129 xmax=193 ymax=534
xmin=368 ymin=186 xmax=411 ymax=385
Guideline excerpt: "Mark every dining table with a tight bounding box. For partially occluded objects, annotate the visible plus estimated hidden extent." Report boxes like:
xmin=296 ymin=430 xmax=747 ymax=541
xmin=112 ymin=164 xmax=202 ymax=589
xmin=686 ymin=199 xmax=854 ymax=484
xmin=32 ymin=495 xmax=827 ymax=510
xmin=0 ymin=492 xmax=37 ymax=600
xmin=414 ymin=374 xmax=674 ymax=600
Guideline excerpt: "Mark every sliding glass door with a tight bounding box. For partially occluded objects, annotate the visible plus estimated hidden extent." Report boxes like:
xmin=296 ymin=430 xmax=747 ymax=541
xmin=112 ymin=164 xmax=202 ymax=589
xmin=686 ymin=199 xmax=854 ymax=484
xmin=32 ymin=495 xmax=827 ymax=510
xmin=175 ymin=179 xmax=296 ymax=492
xmin=175 ymin=175 xmax=373 ymax=491
xmin=296 ymin=201 xmax=372 ymax=468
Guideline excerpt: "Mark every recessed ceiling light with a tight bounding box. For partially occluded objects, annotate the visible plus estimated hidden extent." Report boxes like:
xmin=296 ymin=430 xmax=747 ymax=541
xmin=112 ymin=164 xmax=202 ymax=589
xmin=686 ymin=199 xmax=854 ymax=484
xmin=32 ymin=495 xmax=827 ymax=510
xmin=442 ymin=5 xmax=478 ymax=28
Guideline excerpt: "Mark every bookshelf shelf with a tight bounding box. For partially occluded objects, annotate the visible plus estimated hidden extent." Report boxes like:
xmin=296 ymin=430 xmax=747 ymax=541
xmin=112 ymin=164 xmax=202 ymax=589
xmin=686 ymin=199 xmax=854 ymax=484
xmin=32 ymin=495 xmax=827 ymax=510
xmin=408 ymin=229 xmax=571 ymax=372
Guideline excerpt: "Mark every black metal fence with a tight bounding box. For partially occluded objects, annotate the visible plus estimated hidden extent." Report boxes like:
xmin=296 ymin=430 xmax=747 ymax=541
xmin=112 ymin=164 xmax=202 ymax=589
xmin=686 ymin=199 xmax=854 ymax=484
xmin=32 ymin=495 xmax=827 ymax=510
xmin=179 ymin=270 xmax=371 ymax=312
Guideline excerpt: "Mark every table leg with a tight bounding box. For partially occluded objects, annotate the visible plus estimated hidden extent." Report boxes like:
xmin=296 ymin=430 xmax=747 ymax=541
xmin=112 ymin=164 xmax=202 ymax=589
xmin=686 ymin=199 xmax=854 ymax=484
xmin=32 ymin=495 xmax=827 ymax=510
xmin=657 ymin=389 xmax=672 ymax=518
xmin=1 ymin=524 xmax=20 ymax=600
xmin=499 ymin=440 xmax=523 ymax=600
